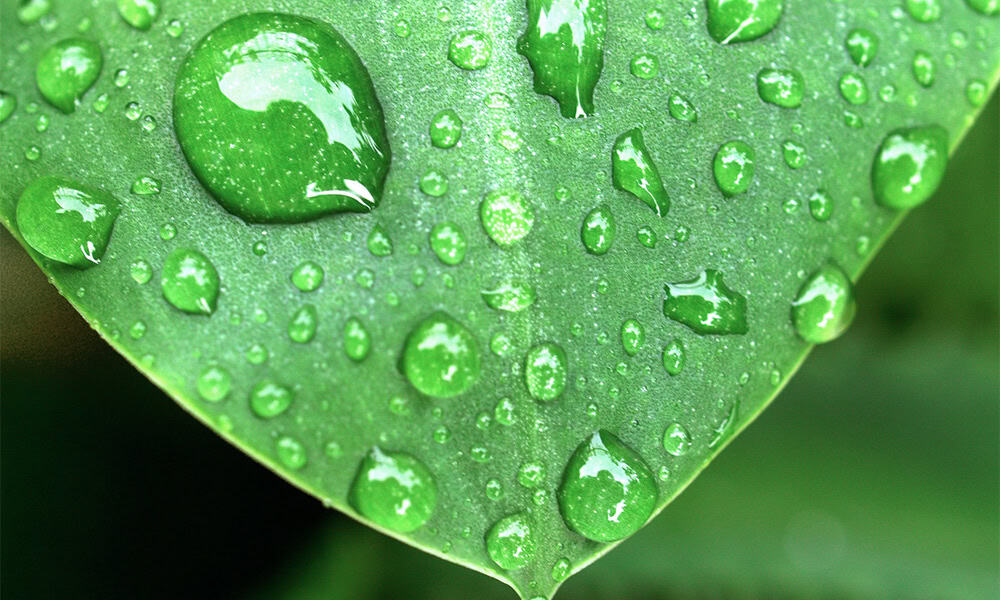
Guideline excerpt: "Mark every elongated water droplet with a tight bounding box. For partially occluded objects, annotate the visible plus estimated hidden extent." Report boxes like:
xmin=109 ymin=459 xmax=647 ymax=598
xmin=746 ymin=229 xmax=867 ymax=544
xmin=448 ymin=30 xmax=491 ymax=70
xmin=429 ymin=221 xmax=467 ymax=265
xmin=664 ymin=269 xmax=748 ymax=335
xmin=197 ymin=365 xmax=232 ymax=402
xmin=291 ymin=260 xmax=324 ymax=292
xmin=524 ymin=342 xmax=568 ymax=401
xmin=481 ymin=190 xmax=535 ymax=247
xmin=16 ymin=176 xmax=121 ymax=268
xmin=612 ymin=128 xmax=670 ymax=217
xmin=552 ymin=557 xmax=571 ymax=582
xmin=809 ymin=189 xmax=833 ymax=222
xmin=161 ymin=248 xmax=219 ymax=315
xmin=845 ymin=28 xmax=879 ymax=66
xmin=709 ymin=400 xmax=739 ymax=448
xmin=706 ymin=0 xmax=784 ymax=44
xmin=18 ymin=0 xmax=51 ymax=23
xmin=131 ymin=175 xmax=162 ymax=196
xmin=117 ymin=0 xmax=160 ymax=31
xmin=792 ymin=263 xmax=856 ymax=344
xmin=173 ymin=13 xmax=391 ymax=223
xmin=966 ymin=79 xmax=987 ymax=106
xmin=250 ymin=380 xmax=293 ymax=418
xmin=713 ymin=140 xmax=755 ymax=197
xmin=557 ymin=430 xmax=658 ymax=542
xmin=344 ymin=317 xmax=371 ymax=361
xmin=871 ymin=125 xmax=948 ymax=210
xmin=667 ymin=93 xmax=697 ymax=122
xmin=0 ymin=91 xmax=16 ymax=123
xmin=756 ymin=67 xmax=804 ymax=108
xmin=581 ymin=204 xmax=615 ymax=255
xmin=621 ymin=319 xmax=645 ymax=356
xmin=403 ymin=312 xmax=480 ymax=398
xmin=517 ymin=0 xmax=607 ymax=118
xmin=486 ymin=513 xmax=535 ymax=570
xmin=429 ymin=108 xmax=463 ymax=148
xmin=36 ymin=38 xmax=102 ymax=113
xmin=662 ymin=339 xmax=686 ymax=375
xmin=662 ymin=423 xmax=692 ymax=456
xmin=838 ymin=72 xmax=869 ymax=105
xmin=349 ymin=447 xmax=437 ymax=533
xmin=912 ymin=51 xmax=936 ymax=87
xmin=482 ymin=280 xmax=536 ymax=312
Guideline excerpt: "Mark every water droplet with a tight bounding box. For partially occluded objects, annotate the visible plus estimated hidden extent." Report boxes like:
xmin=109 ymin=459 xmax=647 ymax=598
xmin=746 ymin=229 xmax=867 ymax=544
xmin=92 ymin=92 xmax=109 ymax=113
xmin=709 ymin=400 xmax=739 ymax=448
xmin=197 ymin=364 xmax=232 ymax=402
xmin=448 ymin=30 xmax=491 ymax=70
xmin=621 ymin=319 xmax=645 ymax=356
xmin=124 ymin=101 xmax=142 ymax=121
xmin=486 ymin=513 xmax=535 ymax=570
xmin=966 ymin=0 xmax=1000 ymax=15
xmin=518 ymin=461 xmax=546 ymax=488
xmin=429 ymin=108 xmax=463 ymax=148
xmin=250 ymin=380 xmax=293 ymax=418
xmin=24 ymin=145 xmax=41 ymax=161
xmin=392 ymin=18 xmax=411 ymax=38
xmin=706 ymin=0 xmax=784 ymax=44
xmin=524 ymin=343 xmax=568 ymax=401
xmin=517 ymin=0 xmax=607 ymax=118
xmin=0 ymin=91 xmax=16 ymax=123
xmin=349 ymin=447 xmax=437 ymax=533
xmin=782 ymin=139 xmax=805 ymax=169
xmin=276 ymin=436 xmax=307 ymax=470
xmin=131 ymin=175 xmax=161 ymax=196
xmin=484 ymin=91 xmax=512 ymax=109
xmin=34 ymin=113 xmax=49 ymax=132
xmin=485 ymin=478 xmax=503 ymax=500
xmin=288 ymin=304 xmax=318 ymax=343
xmin=36 ymin=38 xmax=102 ymax=113
xmin=636 ymin=225 xmax=657 ymax=248
xmin=344 ymin=317 xmax=371 ymax=361
xmin=792 ymin=263 xmax=856 ymax=344
xmin=557 ymin=430 xmax=658 ymax=542
xmin=713 ymin=140 xmax=755 ymax=197
xmin=668 ymin=93 xmax=698 ymax=122
xmin=581 ymin=204 xmax=616 ymax=255
xmin=140 ymin=114 xmax=157 ymax=132
xmin=480 ymin=190 xmax=535 ymax=247
xmin=808 ymin=189 xmax=833 ymax=222
xmin=905 ymin=0 xmax=941 ymax=22
xmin=113 ymin=68 xmax=130 ymax=88
xmin=429 ymin=221 xmax=467 ymax=265
xmin=432 ymin=425 xmax=451 ymax=444
xmin=612 ymin=128 xmax=669 ymax=216
xmin=872 ymin=125 xmax=948 ymax=210
xmin=173 ymin=13 xmax=391 ymax=223
xmin=129 ymin=320 xmax=147 ymax=339
xmin=845 ymin=28 xmax=879 ymax=66
xmin=912 ymin=51 xmax=936 ymax=87
xmin=17 ymin=0 xmax=51 ymax=24
xmin=552 ymin=557 xmax=571 ymax=581
xmin=756 ymin=67 xmax=804 ymax=108
xmin=482 ymin=280 xmax=536 ymax=312
xmin=630 ymin=52 xmax=660 ymax=79
xmin=159 ymin=222 xmax=177 ymax=241
xmin=838 ymin=72 xmax=869 ymax=105
xmin=324 ymin=440 xmax=343 ymax=459
xmin=160 ymin=248 xmax=219 ymax=315
xmin=663 ymin=269 xmax=748 ymax=335
xmin=117 ymin=0 xmax=161 ymax=31
xmin=290 ymin=260 xmax=324 ymax=292
xmin=494 ymin=397 xmax=515 ymax=425
xmin=419 ymin=168 xmax=448 ymax=197
xmin=130 ymin=258 xmax=152 ymax=284
xmin=165 ymin=18 xmax=184 ymax=37
xmin=662 ymin=423 xmax=692 ymax=456
xmin=245 ymin=343 xmax=268 ymax=364
xmin=662 ymin=339 xmax=686 ymax=375
xmin=16 ymin=176 xmax=121 ymax=268
xmin=490 ymin=332 xmax=513 ymax=357
xmin=403 ymin=312 xmax=480 ymax=398
xmin=645 ymin=7 xmax=666 ymax=29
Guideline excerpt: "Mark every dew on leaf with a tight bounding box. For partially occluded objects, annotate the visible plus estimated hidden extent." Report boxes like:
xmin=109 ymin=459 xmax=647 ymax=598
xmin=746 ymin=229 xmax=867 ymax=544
xmin=448 ymin=30 xmax=492 ymax=70
xmin=291 ymin=260 xmax=324 ymax=292
xmin=288 ymin=304 xmax=318 ymax=343
xmin=905 ymin=0 xmax=942 ymax=22
xmin=581 ymin=204 xmax=616 ymax=255
xmin=756 ymin=67 xmax=804 ymax=108
xmin=966 ymin=0 xmax=999 ymax=15
xmin=36 ymin=38 xmax=102 ymax=113
xmin=809 ymin=189 xmax=833 ymax=222
xmin=402 ymin=312 xmax=480 ymax=398
xmin=872 ymin=125 xmax=949 ymax=210
xmin=17 ymin=0 xmax=51 ymax=23
xmin=524 ymin=342 xmax=568 ymax=402
xmin=667 ymin=93 xmax=698 ymax=122
xmin=912 ymin=51 xmax=936 ymax=87
xmin=482 ymin=280 xmax=537 ymax=312
xmin=276 ymin=436 xmax=307 ymax=470
xmin=0 ymin=91 xmax=16 ymax=123
xmin=636 ymin=225 xmax=657 ymax=248
xmin=197 ymin=365 xmax=231 ymax=402
xmin=344 ymin=317 xmax=372 ymax=361
xmin=480 ymin=190 xmax=535 ymax=247
xmin=662 ymin=339 xmax=686 ymax=375
xmin=129 ymin=320 xmax=147 ymax=339
xmin=419 ymin=169 xmax=448 ymax=197
xmin=838 ymin=72 xmax=870 ymax=105
xmin=792 ymin=263 xmax=857 ymax=344
xmin=706 ymin=0 xmax=784 ymax=44
xmin=845 ymin=28 xmax=879 ymax=66
xmin=485 ymin=478 xmax=503 ymax=500
xmin=662 ymin=422 xmax=692 ymax=456
xmin=124 ymin=101 xmax=141 ymax=120
xmin=366 ymin=224 xmax=393 ymax=257
xmin=486 ymin=513 xmax=535 ymax=571
xmin=663 ymin=269 xmax=748 ymax=335
xmin=494 ymin=397 xmax=515 ymax=425
xmin=630 ymin=52 xmax=660 ymax=79
xmin=782 ymin=139 xmax=806 ymax=169
xmin=429 ymin=221 xmax=467 ymax=265
xmin=160 ymin=248 xmax=220 ymax=315
xmin=130 ymin=258 xmax=152 ymax=284
xmin=131 ymin=175 xmax=162 ymax=196
xmin=612 ymin=128 xmax=670 ymax=217
xmin=349 ymin=447 xmax=437 ymax=533
xmin=249 ymin=380 xmax=293 ymax=418
xmin=621 ymin=319 xmax=645 ymax=356
xmin=429 ymin=108 xmax=463 ymax=148
xmin=713 ymin=140 xmax=755 ymax=197
xmin=117 ymin=0 xmax=161 ymax=31
xmin=966 ymin=79 xmax=987 ymax=106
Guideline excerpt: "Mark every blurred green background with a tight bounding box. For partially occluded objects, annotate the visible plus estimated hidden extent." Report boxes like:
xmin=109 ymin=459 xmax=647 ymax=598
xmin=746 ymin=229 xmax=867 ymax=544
xmin=2 ymin=93 xmax=997 ymax=600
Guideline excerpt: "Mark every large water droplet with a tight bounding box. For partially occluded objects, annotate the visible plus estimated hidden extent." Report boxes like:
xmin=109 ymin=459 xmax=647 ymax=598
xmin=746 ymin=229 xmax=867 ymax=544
xmin=429 ymin=221 xmax=467 ymax=265
xmin=612 ymin=128 xmax=669 ymax=217
xmin=713 ymin=140 xmax=755 ymax=197
xmin=448 ymin=30 xmax=492 ymax=70
xmin=249 ymin=379 xmax=293 ymax=418
xmin=480 ymin=190 xmax=535 ymax=247
xmin=871 ymin=125 xmax=948 ymax=210
xmin=557 ymin=430 xmax=658 ymax=542
xmin=756 ymin=67 xmax=804 ymax=108
xmin=663 ymin=269 xmax=748 ymax=335
xmin=402 ymin=312 xmax=480 ymax=398
xmin=905 ymin=0 xmax=941 ymax=22
xmin=16 ymin=176 xmax=120 ymax=268
xmin=581 ymin=204 xmax=616 ymax=255
xmin=524 ymin=342 xmax=568 ymax=401
xmin=429 ymin=108 xmax=463 ymax=148
xmin=36 ymin=38 xmax=102 ymax=113
xmin=17 ymin=0 xmax=51 ymax=24
xmin=845 ymin=28 xmax=879 ymax=67
xmin=485 ymin=513 xmax=535 ymax=570
xmin=349 ymin=447 xmax=437 ymax=533
xmin=173 ymin=13 xmax=390 ymax=223
xmin=516 ymin=0 xmax=607 ymax=118
xmin=706 ymin=0 xmax=784 ymax=44
xmin=966 ymin=0 xmax=999 ymax=15
xmin=482 ymin=280 xmax=537 ymax=312
xmin=791 ymin=263 xmax=856 ymax=344
xmin=161 ymin=248 xmax=220 ymax=315
xmin=117 ymin=0 xmax=160 ymax=31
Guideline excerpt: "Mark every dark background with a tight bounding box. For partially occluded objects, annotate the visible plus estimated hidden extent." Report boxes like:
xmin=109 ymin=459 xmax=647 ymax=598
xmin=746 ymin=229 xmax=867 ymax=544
xmin=2 ymin=94 xmax=997 ymax=599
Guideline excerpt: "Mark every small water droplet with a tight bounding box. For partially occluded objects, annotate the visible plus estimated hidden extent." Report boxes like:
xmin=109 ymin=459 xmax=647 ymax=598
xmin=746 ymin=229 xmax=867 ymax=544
xmin=429 ymin=221 xmax=467 ymax=265
xmin=486 ymin=513 xmax=535 ymax=570
xmin=756 ymin=67 xmax=804 ymax=108
xmin=344 ymin=317 xmax=371 ymax=361
xmin=713 ymin=140 xmax=755 ymax=197
xmin=663 ymin=423 xmax=692 ymax=456
xmin=403 ymin=312 xmax=480 ymax=398
xmin=419 ymin=168 xmax=448 ymax=197
xmin=250 ymin=380 xmax=293 ymax=418
xmin=117 ymin=0 xmax=161 ymax=30
xmin=667 ymin=93 xmax=698 ymax=122
xmin=845 ymin=28 xmax=878 ymax=66
xmin=517 ymin=461 xmax=546 ymax=488
xmin=448 ymin=30 xmax=492 ymax=70
xmin=130 ymin=258 xmax=152 ymax=284
xmin=905 ymin=0 xmax=941 ymax=22
xmin=782 ymin=139 xmax=806 ymax=169
xmin=912 ymin=50 xmax=936 ymax=87
xmin=838 ymin=72 xmax=869 ymax=105
xmin=706 ymin=0 xmax=784 ymax=44
xmin=245 ymin=343 xmax=268 ymax=364
xmin=392 ymin=18 xmax=411 ymax=38
xmin=482 ymin=280 xmax=536 ymax=312
xmin=630 ymin=52 xmax=660 ymax=79
xmin=197 ymin=364 xmax=232 ymax=402
xmin=792 ymin=263 xmax=856 ymax=344
xmin=485 ymin=478 xmax=503 ymax=500
xmin=662 ymin=339 xmax=686 ymax=375
xmin=287 ymin=304 xmax=318 ymax=343
xmin=161 ymin=248 xmax=219 ymax=315
xmin=17 ymin=0 xmax=51 ymax=24
xmin=429 ymin=108 xmax=463 ymax=148
xmin=808 ymin=189 xmax=833 ymax=222
xmin=524 ymin=343 xmax=568 ymax=401
xmin=275 ymin=436 xmax=307 ymax=470
xmin=131 ymin=175 xmax=162 ymax=196
xmin=291 ymin=260 xmax=324 ymax=292
xmin=621 ymin=319 xmax=645 ymax=356
xmin=581 ymin=204 xmax=616 ymax=255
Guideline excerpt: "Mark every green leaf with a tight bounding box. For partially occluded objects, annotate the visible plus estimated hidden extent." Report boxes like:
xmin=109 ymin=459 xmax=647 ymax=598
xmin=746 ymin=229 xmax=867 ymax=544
xmin=1 ymin=1 xmax=997 ymax=598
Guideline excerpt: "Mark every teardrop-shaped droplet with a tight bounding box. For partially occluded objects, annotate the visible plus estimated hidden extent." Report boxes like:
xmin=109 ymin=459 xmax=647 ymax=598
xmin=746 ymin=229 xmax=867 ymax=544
xmin=482 ymin=280 xmax=537 ymax=312
xmin=161 ymin=248 xmax=220 ymax=315
xmin=173 ymin=13 xmax=391 ymax=223
xmin=366 ymin=224 xmax=393 ymax=256
xmin=782 ymin=140 xmax=806 ymax=169
xmin=524 ymin=342 xmax=568 ymax=402
xmin=485 ymin=513 xmax=536 ymax=571
xmin=706 ymin=0 xmax=784 ymax=45
xmin=402 ymin=312 xmax=480 ymax=398
xmin=662 ymin=339 xmax=686 ymax=375
xmin=349 ymin=447 xmax=438 ymax=533
xmin=249 ymin=379 xmax=293 ymax=418
xmin=448 ymin=30 xmax=492 ymax=70
xmin=581 ymin=204 xmax=616 ymax=255
xmin=713 ymin=140 xmax=755 ymax=197
xmin=791 ymin=263 xmax=857 ymax=344
xmin=288 ymin=304 xmax=318 ymax=343
xmin=871 ymin=125 xmax=948 ymax=210
xmin=516 ymin=0 xmax=607 ymax=118
xmin=480 ymin=190 xmax=535 ymax=247
xmin=663 ymin=269 xmax=748 ymax=335
xmin=612 ymin=128 xmax=670 ymax=217
xmin=621 ymin=319 xmax=645 ymax=356
xmin=667 ymin=93 xmax=697 ymax=122
xmin=912 ymin=50 xmax=936 ymax=87
xmin=557 ymin=430 xmax=658 ymax=542
xmin=838 ymin=72 xmax=869 ymax=105
xmin=344 ymin=316 xmax=371 ymax=361
xmin=845 ymin=28 xmax=879 ymax=66
xmin=429 ymin=221 xmax=467 ymax=265
xmin=117 ymin=0 xmax=161 ymax=31
xmin=16 ymin=176 xmax=121 ymax=268
xmin=756 ymin=67 xmax=804 ymax=108
xmin=36 ymin=38 xmax=103 ymax=113
xmin=662 ymin=422 xmax=692 ymax=456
